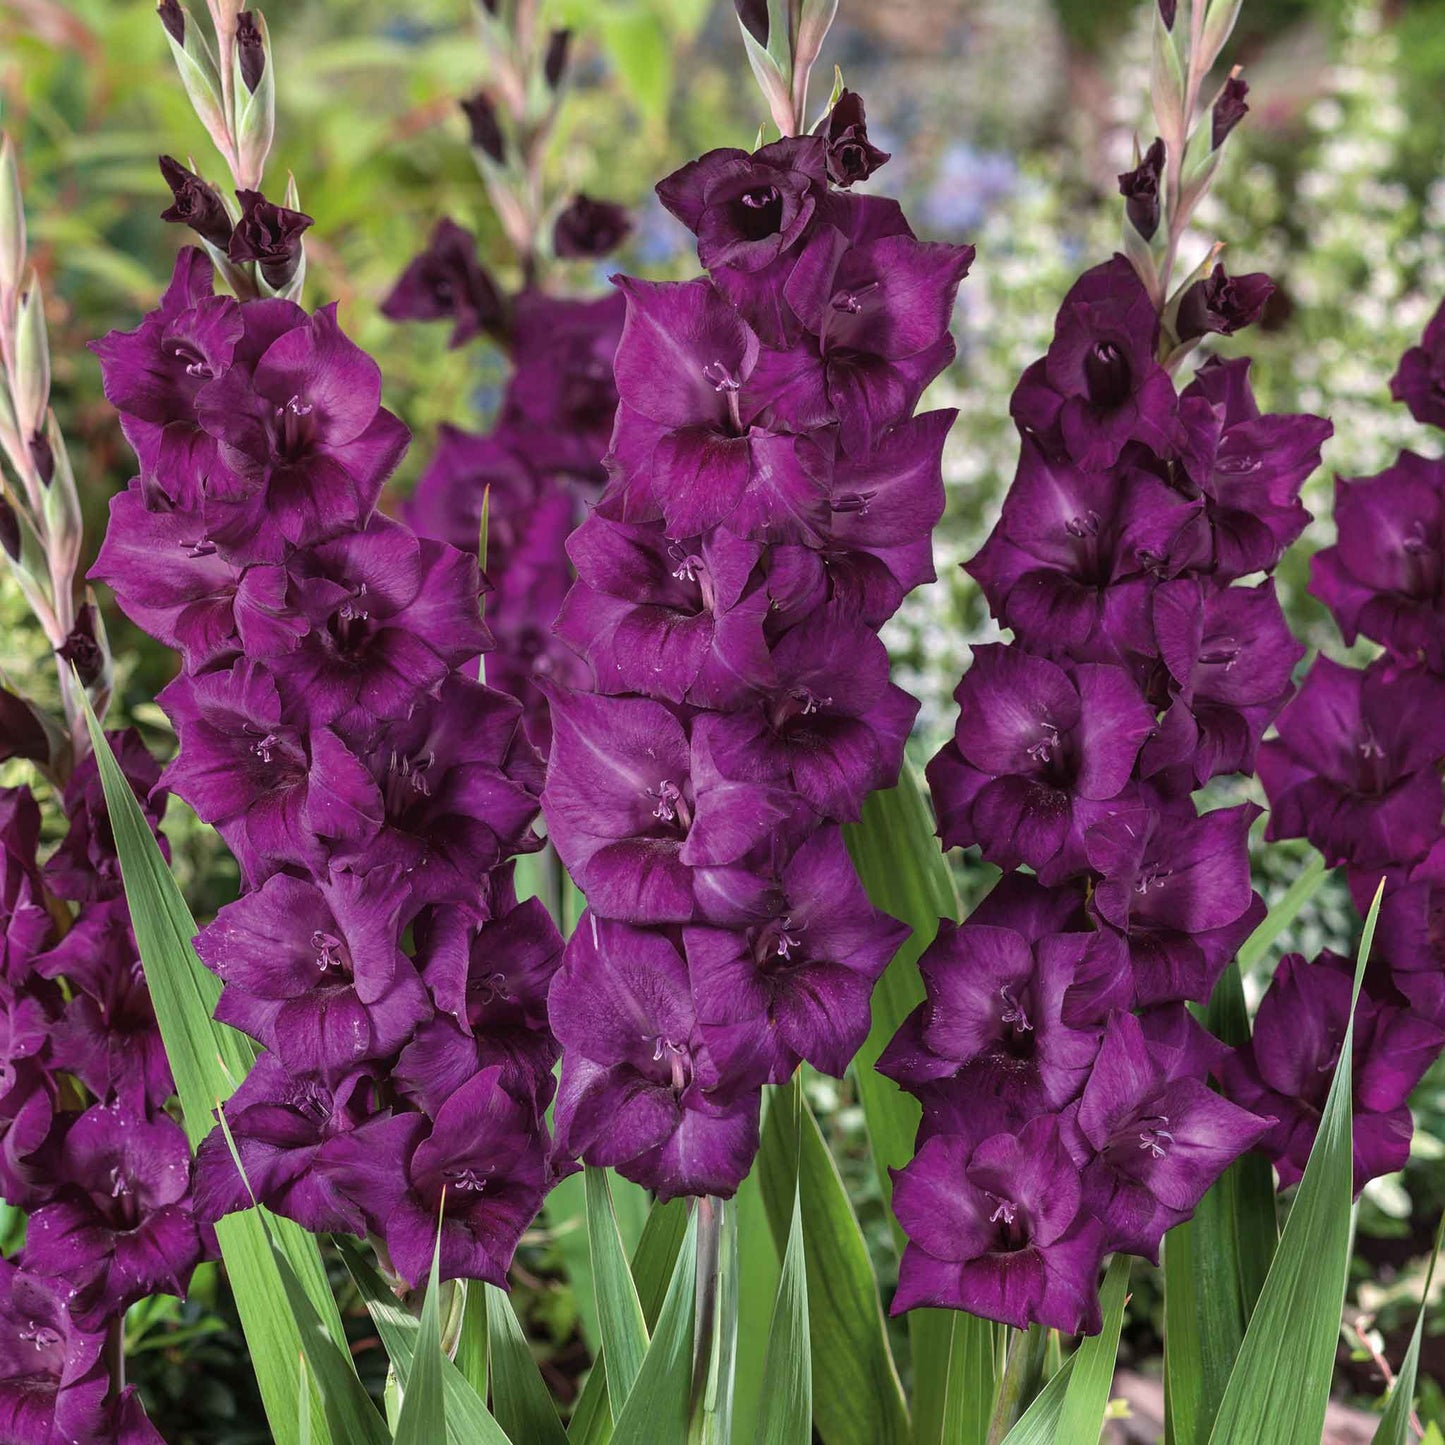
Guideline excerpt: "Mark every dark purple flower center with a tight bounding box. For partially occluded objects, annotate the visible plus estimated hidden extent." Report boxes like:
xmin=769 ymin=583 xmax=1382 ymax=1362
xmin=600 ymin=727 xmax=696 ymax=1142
xmin=996 ymin=984 xmax=1036 ymax=1058
xmin=165 ymin=336 xmax=220 ymax=381
xmin=18 ymin=1321 xmax=62 ymax=1354
xmin=1133 ymin=865 xmax=1173 ymax=894
xmin=387 ymin=748 xmax=436 ymax=809
xmin=273 ymin=394 xmax=318 ymax=461
xmin=753 ymin=913 xmax=804 ymax=969
xmin=443 ymin=1165 xmax=490 ymax=1193
xmin=1083 ymin=341 xmax=1132 ymax=410
xmin=649 ymin=1035 xmax=692 ymax=1092
xmin=702 ymin=360 xmax=744 ymax=432
xmin=733 ymin=184 xmax=783 ymax=240
xmin=984 ymin=1192 xmax=1030 ymax=1250
xmin=649 ymin=779 xmax=691 ymax=832
xmin=311 ymin=929 xmax=349 ymax=977
xmin=770 ymin=685 xmax=830 ymax=731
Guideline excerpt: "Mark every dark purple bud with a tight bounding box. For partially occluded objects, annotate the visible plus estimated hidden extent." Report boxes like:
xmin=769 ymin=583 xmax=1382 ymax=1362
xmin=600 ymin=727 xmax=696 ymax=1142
xmin=158 ymin=0 xmax=185 ymax=44
xmin=158 ymin=155 xmax=235 ymax=250
xmin=1176 ymin=264 xmax=1275 ymax=341
xmin=29 ymin=430 xmax=54 ymax=487
xmin=0 ymin=495 xmax=19 ymax=562
xmin=236 ymin=11 xmax=266 ymax=94
xmin=477 ymin=0 xmax=499 ymax=13
xmin=735 ymin=0 xmax=768 ymax=45
xmin=820 ymin=90 xmax=890 ymax=188
xmin=227 ymin=189 xmax=313 ymax=289
xmin=1117 ymin=137 xmax=1165 ymax=240
xmin=57 ymin=605 xmax=105 ymax=688
xmin=0 ymin=685 xmax=49 ymax=765
xmin=460 ymin=92 xmax=506 ymax=165
xmin=553 ymin=194 xmax=632 ymax=259
xmin=1157 ymin=0 xmax=1177 ymax=26
xmin=544 ymin=29 xmax=572 ymax=90
xmin=1212 ymin=75 xmax=1249 ymax=150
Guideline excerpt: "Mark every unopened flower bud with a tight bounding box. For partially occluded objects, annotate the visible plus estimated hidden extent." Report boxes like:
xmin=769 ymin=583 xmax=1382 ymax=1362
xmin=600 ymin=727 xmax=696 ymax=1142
xmin=57 ymin=603 xmax=105 ymax=688
xmin=553 ymin=194 xmax=632 ymax=259
xmin=820 ymin=90 xmax=890 ymax=187
xmin=1157 ymin=0 xmax=1177 ymax=27
xmin=1176 ymin=264 xmax=1274 ymax=340
xmin=1212 ymin=75 xmax=1249 ymax=150
xmin=1118 ymin=137 xmax=1165 ymax=241
xmin=158 ymin=0 xmax=186 ymax=44
xmin=0 ymin=134 xmax=23 ymax=297
xmin=460 ymin=92 xmax=506 ymax=165
xmin=236 ymin=10 xmax=266 ymax=93
xmin=158 ymin=156 xmax=235 ymax=250
xmin=28 ymin=429 xmax=53 ymax=486
xmin=544 ymin=30 xmax=572 ymax=90
xmin=734 ymin=0 xmax=768 ymax=45
xmin=13 ymin=285 xmax=49 ymax=437
xmin=228 ymin=189 xmax=313 ymax=289
xmin=0 ymin=494 xmax=18 ymax=562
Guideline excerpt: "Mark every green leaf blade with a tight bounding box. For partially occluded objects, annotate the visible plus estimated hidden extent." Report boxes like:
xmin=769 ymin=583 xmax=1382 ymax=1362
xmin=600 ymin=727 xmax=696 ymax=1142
xmin=758 ymin=1094 xmax=908 ymax=1445
xmin=1204 ymin=884 xmax=1385 ymax=1445
xmin=80 ymin=699 xmax=348 ymax=1445
xmin=486 ymin=1284 xmax=570 ymax=1445
xmin=584 ymin=1167 xmax=651 ymax=1420
xmin=393 ymin=1220 xmax=448 ymax=1445
xmin=608 ymin=1211 xmax=700 ymax=1445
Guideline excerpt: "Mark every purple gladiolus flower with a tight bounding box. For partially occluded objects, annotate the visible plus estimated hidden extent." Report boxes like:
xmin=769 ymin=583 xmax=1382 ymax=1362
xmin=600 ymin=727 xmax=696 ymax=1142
xmin=657 ymin=136 xmax=828 ymax=276
xmin=1391 ymin=298 xmax=1445 ymax=429
xmin=819 ymin=90 xmax=890 ymax=188
xmin=25 ymin=1102 xmax=207 ymax=1328
xmin=554 ymin=194 xmax=632 ymax=259
xmin=1011 ymin=256 xmax=1178 ymax=470
xmin=381 ymin=218 xmax=505 ymax=349
xmin=1086 ymin=802 xmax=1265 ymax=1007
xmin=0 ymin=1258 xmax=110 ymax=1444
xmin=1174 ymin=357 xmax=1330 ymax=581
xmin=93 ymin=262 xmax=564 ymax=1295
xmin=1065 ymin=1010 xmax=1270 ymax=1259
xmin=890 ymin=1116 xmax=1105 ymax=1333
xmin=1259 ymin=656 xmax=1445 ymax=873
xmin=544 ymin=128 xmax=959 ymax=1199
xmin=926 ymin=644 xmax=1153 ymax=882
xmin=1222 ymin=953 xmax=1445 ymax=1191
xmin=1310 ymin=451 xmax=1445 ymax=668
xmin=323 ymin=1065 xmax=549 ymax=1287
xmin=1175 ymin=264 xmax=1274 ymax=340
xmin=551 ymin=915 xmax=759 ymax=1200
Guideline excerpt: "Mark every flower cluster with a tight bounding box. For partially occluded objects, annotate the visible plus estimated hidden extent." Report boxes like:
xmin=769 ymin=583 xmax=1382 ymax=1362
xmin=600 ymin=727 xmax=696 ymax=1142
xmin=883 ymin=251 xmax=1333 ymax=1333
xmin=538 ymin=96 xmax=970 ymax=1201
xmin=90 ymin=244 xmax=563 ymax=1289
xmin=382 ymin=15 xmax=632 ymax=752
xmin=1 ymin=747 xmax=201 ymax=1444
xmin=395 ymin=258 xmax=625 ymax=748
xmin=1249 ymin=297 xmax=1445 ymax=1191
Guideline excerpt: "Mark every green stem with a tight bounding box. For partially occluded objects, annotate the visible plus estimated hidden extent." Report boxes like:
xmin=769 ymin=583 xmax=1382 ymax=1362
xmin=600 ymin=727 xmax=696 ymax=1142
xmin=689 ymin=1195 xmax=739 ymax=1444
xmin=985 ymin=1324 xmax=1048 ymax=1445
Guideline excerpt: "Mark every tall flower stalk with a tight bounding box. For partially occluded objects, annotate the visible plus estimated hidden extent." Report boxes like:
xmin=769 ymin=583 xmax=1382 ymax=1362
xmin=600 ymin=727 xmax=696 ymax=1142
xmin=84 ymin=0 xmax=565 ymax=1311
xmin=0 ymin=133 xmax=208 ymax=1444
xmin=382 ymin=1 xmax=630 ymax=753
xmin=1245 ymin=301 xmax=1445 ymax=1190
xmin=883 ymin=0 xmax=1333 ymax=1335
xmin=538 ymin=0 xmax=967 ymax=1428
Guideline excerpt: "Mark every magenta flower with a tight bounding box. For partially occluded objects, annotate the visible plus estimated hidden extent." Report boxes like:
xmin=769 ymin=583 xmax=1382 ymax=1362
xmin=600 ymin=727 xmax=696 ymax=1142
xmin=381 ymin=218 xmax=504 ymax=348
xmin=1011 ymin=256 xmax=1177 ymax=470
xmin=1390 ymin=297 xmax=1445 ymax=429
xmin=1259 ymin=656 xmax=1445 ymax=874
xmin=890 ymin=1116 xmax=1105 ymax=1333
xmin=550 ymin=916 xmax=758 ymax=1200
xmin=1310 ymin=451 xmax=1445 ymax=669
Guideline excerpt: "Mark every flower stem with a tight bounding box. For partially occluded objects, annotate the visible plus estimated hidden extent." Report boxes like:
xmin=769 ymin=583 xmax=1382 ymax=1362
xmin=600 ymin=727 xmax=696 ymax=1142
xmin=105 ymin=1315 xmax=126 ymax=1396
xmin=985 ymin=1323 xmax=1048 ymax=1445
xmin=689 ymin=1194 xmax=739 ymax=1445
